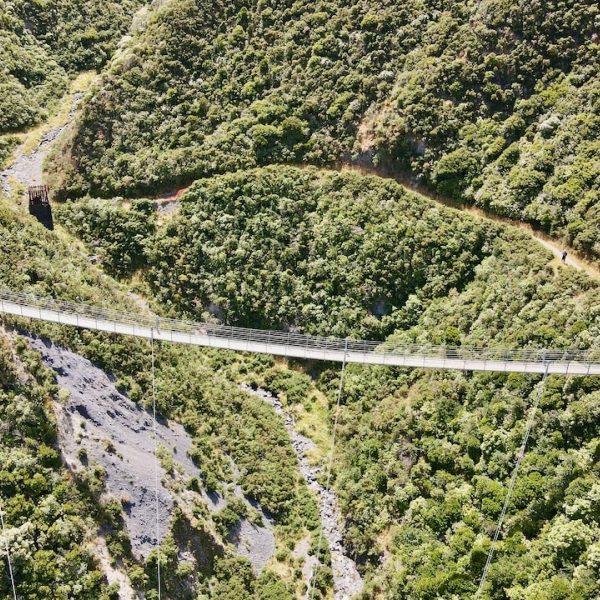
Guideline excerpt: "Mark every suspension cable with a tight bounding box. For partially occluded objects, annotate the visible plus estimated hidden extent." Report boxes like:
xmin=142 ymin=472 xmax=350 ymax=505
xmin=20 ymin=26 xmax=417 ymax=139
xmin=0 ymin=496 xmax=18 ymax=600
xmin=308 ymin=339 xmax=349 ymax=600
xmin=475 ymin=362 xmax=550 ymax=597
xmin=150 ymin=329 xmax=161 ymax=599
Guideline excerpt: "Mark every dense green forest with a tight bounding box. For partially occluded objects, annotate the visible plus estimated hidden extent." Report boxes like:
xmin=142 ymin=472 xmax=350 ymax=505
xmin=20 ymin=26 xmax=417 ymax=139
xmin=0 ymin=0 xmax=146 ymax=139
xmin=55 ymin=167 xmax=600 ymax=598
xmin=54 ymin=0 xmax=600 ymax=258
xmin=146 ymin=167 xmax=494 ymax=336
xmin=0 ymin=199 xmax=324 ymax=599
xmin=1 ymin=1 xmax=65 ymax=135
xmin=57 ymin=198 xmax=156 ymax=278
xmin=60 ymin=167 xmax=497 ymax=335
xmin=2 ymin=0 xmax=600 ymax=598
xmin=334 ymin=237 xmax=600 ymax=598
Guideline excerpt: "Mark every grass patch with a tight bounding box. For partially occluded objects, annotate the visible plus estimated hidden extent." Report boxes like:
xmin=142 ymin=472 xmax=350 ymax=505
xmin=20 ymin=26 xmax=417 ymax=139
xmin=20 ymin=71 xmax=96 ymax=156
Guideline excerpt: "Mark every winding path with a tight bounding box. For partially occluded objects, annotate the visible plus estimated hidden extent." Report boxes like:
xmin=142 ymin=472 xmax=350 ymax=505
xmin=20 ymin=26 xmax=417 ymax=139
xmin=336 ymin=162 xmax=599 ymax=279
xmin=1 ymin=74 xmax=595 ymax=284
xmin=151 ymin=161 xmax=599 ymax=282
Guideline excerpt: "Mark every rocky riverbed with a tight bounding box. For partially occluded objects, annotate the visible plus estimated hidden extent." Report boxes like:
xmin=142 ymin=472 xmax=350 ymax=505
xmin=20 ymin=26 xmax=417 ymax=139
xmin=240 ymin=384 xmax=363 ymax=600
xmin=0 ymin=93 xmax=83 ymax=197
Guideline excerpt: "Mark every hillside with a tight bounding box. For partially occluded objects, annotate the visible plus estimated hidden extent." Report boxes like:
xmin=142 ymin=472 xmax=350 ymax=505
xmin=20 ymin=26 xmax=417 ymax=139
xmin=3 ymin=163 xmax=600 ymax=599
xmin=1 ymin=1 xmax=600 ymax=599
xmin=0 ymin=199 xmax=327 ymax=599
xmin=151 ymin=169 xmax=600 ymax=599
xmin=0 ymin=329 xmax=112 ymax=599
xmin=0 ymin=0 xmax=146 ymax=164
xmin=53 ymin=0 xmax=600 ymax=258
xmin=60 ymin=167 xmax=498 ymax=335
xmin=55 ymin=166 xmax=600 ymax=598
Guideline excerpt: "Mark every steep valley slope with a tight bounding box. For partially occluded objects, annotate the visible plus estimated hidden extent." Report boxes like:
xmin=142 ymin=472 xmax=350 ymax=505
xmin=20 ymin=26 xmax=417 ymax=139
xmin=51 ymin=0 xmax=600 ymax=259
xmin=1 ymin=1 xmax=600 ymax=599
xmin=3 ymin=157 xmax=600 ymax=598
xmin=58 ymin=165 xmax=600 ymax=598
xmin=0 ymin=201 xmax=326 ymax=599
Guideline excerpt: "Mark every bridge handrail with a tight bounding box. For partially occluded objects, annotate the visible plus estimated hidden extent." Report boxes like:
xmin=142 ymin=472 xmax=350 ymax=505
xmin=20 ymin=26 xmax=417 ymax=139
xmin=0 ymin=289 xmax=598 ymax=365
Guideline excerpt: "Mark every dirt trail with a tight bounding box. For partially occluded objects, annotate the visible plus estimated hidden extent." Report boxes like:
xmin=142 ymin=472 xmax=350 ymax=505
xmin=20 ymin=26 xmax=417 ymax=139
xmin=336 ymin=162 xmax=600 ymax=280
xmin=149 ymin=161 xmax=599 ymax=281
xmin=0 ymin=0 xmax=155 ymax=201
xmin=0 ymin=93 xmax=83 ymax=197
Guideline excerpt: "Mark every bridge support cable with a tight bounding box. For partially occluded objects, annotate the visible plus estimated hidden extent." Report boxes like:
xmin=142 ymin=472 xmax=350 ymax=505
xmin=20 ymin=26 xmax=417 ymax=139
xmin=0 ymin=496 xmax=18 ymax=600
xmin=150 ymin=329 xmax=162 ymax=600
xmin=308 ymin=339 xmax=349 ymax=600
xmin=1 ymin=290 xmax=598 ymax=375
xmin=475 ymin=362 xmax=551 ymax=598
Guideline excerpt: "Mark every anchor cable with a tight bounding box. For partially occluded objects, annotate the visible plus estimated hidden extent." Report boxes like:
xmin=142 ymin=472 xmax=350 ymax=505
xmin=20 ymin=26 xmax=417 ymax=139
xmin=151 ymin=329 xmax=161 ymax=599
xmin=475 ymin=362 xmax=550 ymax=597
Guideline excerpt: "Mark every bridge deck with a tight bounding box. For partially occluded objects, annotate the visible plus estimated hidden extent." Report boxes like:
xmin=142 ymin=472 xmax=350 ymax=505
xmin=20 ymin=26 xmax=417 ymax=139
xmin=1 ymin=292 xmax=599 ymax=376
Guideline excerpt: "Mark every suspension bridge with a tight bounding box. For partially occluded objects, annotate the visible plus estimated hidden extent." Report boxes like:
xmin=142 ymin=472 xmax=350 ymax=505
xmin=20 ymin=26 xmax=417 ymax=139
xmin=1 ymin=288 xmax=599 ymax=599
xmin=1 ymin=290 xmax=599 ymax=376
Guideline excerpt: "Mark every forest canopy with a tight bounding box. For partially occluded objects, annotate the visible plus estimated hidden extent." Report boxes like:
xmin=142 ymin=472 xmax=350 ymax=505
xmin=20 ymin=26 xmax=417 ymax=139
xmin=0 ymin=197 xmax=319 ymax=599
xmin=55 ymin=166 xmax=600 ymax=598
xmin=0 ymin=0 xmax=146 ymax=135
xmin=146 ymin=167 xmax=498 ymax=337
xmin=54 ymin=0 xmax=600 ymax=258
xmin=2 ymin=0 xmax=600 ymax=598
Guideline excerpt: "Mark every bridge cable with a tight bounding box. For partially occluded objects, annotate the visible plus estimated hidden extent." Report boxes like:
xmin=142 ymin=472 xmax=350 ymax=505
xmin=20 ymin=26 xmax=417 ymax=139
xmin=475 ymin=361 xmax=550 ymax=598
xmin=0 ymin=496 xmax=18 ymax=600
xmin=308 ymin=339 xmax=349 ymax=600
xmin=150 ymin=329 xmax=162 ymax=599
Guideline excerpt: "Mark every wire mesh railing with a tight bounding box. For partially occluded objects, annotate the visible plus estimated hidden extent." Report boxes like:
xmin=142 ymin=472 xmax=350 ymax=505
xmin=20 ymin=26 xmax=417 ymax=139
xmin=1 ymin=289 xmax=599 ymax=366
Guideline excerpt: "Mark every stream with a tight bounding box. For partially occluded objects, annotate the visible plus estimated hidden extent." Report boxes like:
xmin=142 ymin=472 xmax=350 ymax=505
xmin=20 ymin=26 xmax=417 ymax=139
xmin=240 ymin=384 xmax=363 ymax=600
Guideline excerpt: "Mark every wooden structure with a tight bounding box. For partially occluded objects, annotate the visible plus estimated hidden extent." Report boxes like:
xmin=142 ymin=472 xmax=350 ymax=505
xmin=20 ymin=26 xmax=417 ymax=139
xmin=28 ymin=185 xmax=53 ymax=230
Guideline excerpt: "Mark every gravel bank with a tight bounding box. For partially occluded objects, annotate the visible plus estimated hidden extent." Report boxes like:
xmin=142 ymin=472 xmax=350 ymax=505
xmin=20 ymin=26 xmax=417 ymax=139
xmin=229 ymin=513 xmax=276 ymax=574
xmin=27 ymin=336 xmax=276 ymax=576
xmin=240 ymin=384 xmax=363 ymax=600
xmin=1 ymin=94 xmax=83 ymax=197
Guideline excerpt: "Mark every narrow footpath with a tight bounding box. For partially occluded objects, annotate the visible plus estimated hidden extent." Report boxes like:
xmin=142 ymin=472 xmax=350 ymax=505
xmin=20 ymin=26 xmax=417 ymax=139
xmin=337 ymin=162 xmax=599 ymax=279
xmin=152 ymin=161 xmax=599 ymax=282
xmin=0 ymin=92 xmax=83 ymax=197
xmin=1 ymin=82 xmax=595 ymax=283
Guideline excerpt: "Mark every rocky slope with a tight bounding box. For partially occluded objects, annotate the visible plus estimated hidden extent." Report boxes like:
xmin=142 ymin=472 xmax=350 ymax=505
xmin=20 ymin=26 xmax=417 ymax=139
xmin=26 ymin=334 xmax=283 ymax=597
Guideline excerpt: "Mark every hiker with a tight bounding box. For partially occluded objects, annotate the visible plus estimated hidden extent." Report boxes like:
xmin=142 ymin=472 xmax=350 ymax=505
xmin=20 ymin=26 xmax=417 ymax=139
xmin=561 ymin=250 xmax=568 ymax=263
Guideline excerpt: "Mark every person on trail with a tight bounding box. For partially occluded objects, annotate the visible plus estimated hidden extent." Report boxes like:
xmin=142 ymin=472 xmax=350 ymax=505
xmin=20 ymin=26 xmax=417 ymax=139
xmin=561 ymin=250 xmax=568 ymax=263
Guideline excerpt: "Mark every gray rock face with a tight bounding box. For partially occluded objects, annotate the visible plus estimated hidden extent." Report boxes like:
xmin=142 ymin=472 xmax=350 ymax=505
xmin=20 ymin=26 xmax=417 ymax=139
xmin=224 ymin=462 xmax=276 ymax=574
xmin=27 ymin=335 xmax=277 ymax=574
xmin=240 ymin=384 xmax=363 ymax=600
xmin=27 ymin=335 xmax=198 ymax=559
xmin=229 ymin=514 xmax=276 ymax=574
